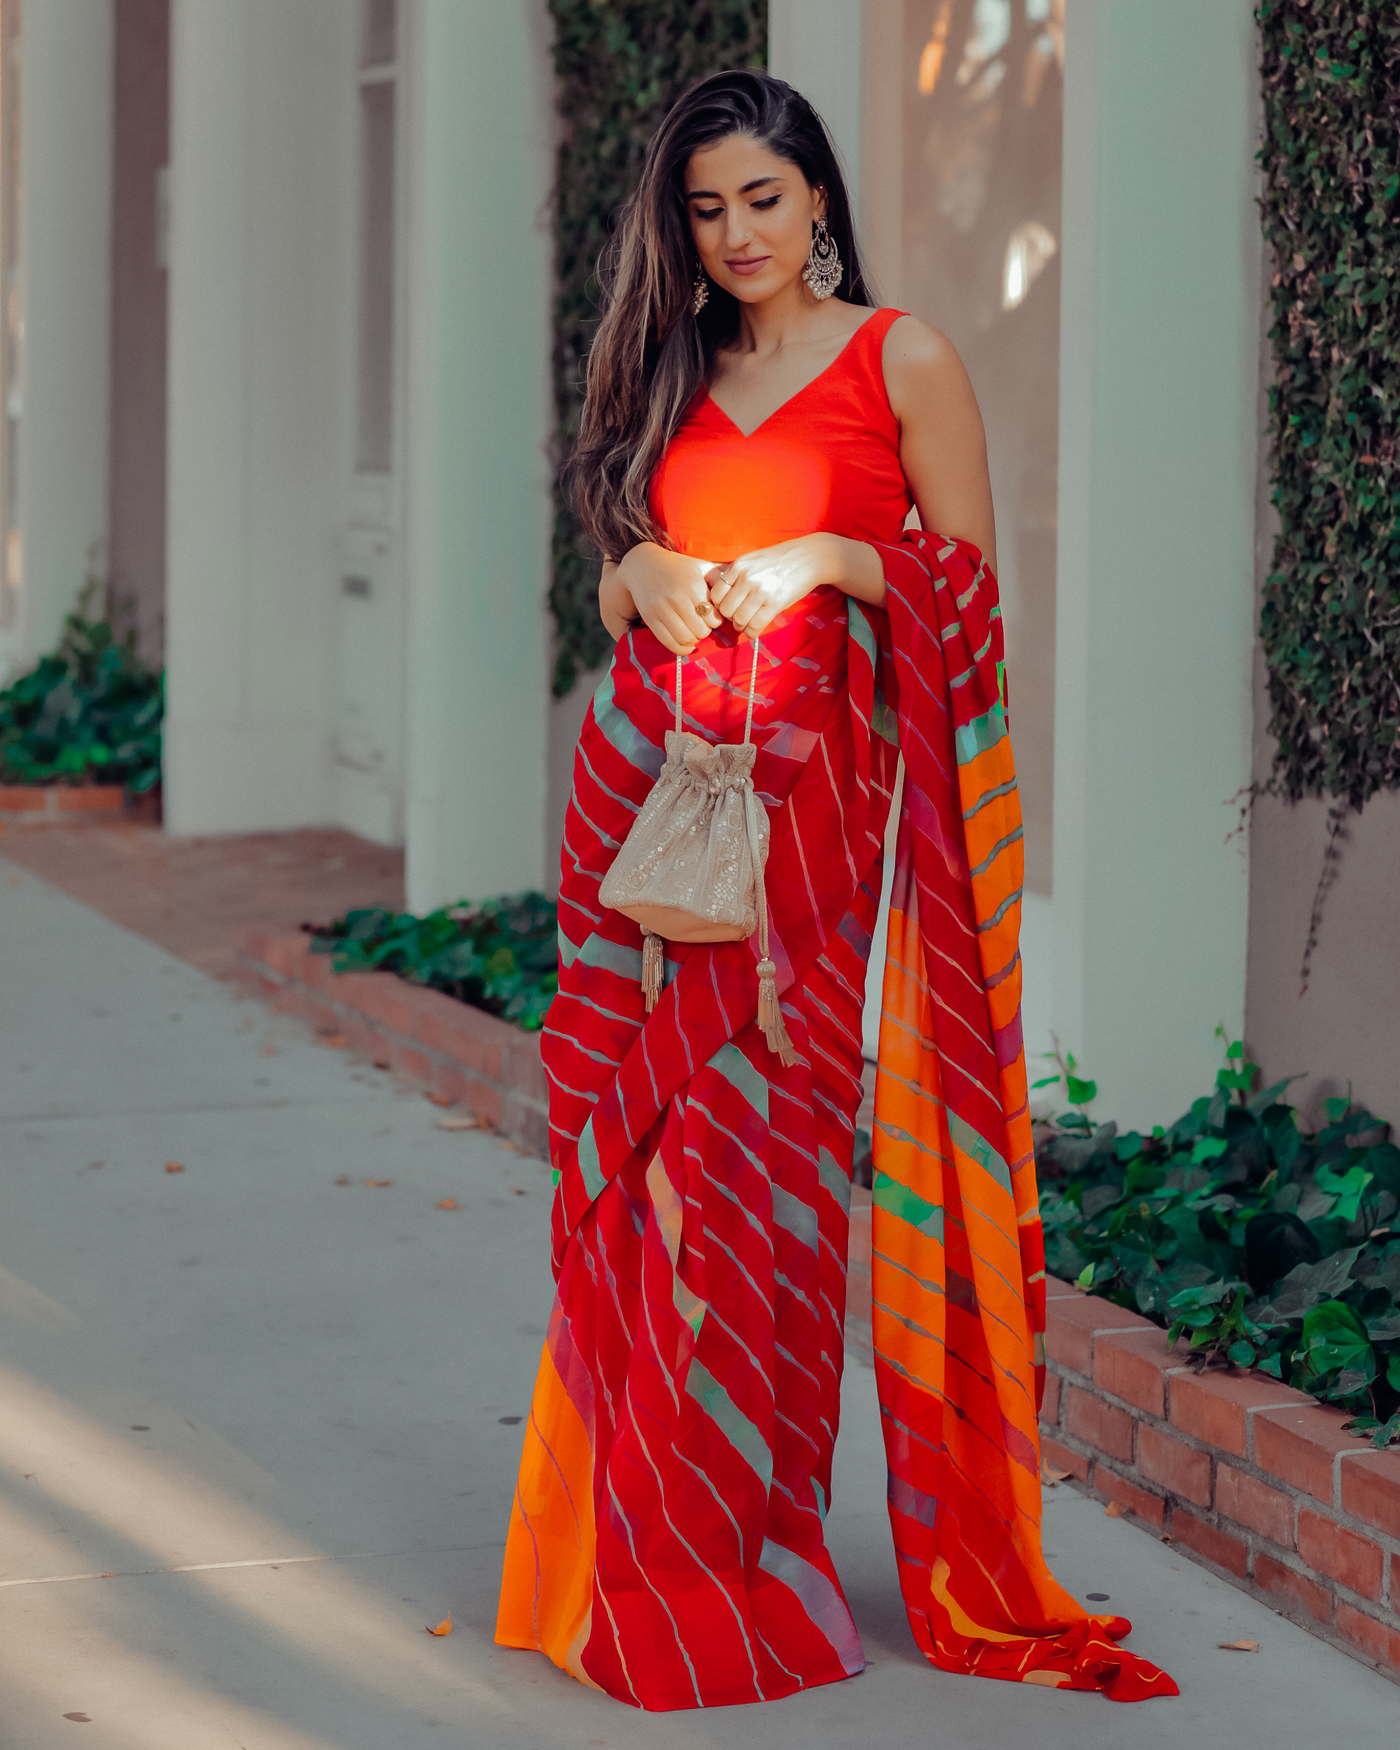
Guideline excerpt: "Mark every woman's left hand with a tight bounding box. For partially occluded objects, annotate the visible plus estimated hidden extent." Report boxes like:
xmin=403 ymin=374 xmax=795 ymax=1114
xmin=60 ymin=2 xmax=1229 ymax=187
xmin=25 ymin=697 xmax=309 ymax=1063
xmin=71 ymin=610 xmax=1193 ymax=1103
xmin=704 ymin=534 xmax=841 ymax=639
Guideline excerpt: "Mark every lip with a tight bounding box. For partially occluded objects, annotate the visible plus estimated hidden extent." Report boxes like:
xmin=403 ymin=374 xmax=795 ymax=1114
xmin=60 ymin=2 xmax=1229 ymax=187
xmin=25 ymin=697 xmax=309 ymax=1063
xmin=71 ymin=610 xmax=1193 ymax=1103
xmin=725 ymin=256 xmax=771 ymax=277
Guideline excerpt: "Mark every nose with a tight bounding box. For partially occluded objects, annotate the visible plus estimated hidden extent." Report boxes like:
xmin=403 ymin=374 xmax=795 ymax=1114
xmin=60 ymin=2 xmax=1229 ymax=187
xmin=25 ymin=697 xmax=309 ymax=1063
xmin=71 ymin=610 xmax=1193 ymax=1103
xmin=723 ymin=204 xmax=751 ymax=249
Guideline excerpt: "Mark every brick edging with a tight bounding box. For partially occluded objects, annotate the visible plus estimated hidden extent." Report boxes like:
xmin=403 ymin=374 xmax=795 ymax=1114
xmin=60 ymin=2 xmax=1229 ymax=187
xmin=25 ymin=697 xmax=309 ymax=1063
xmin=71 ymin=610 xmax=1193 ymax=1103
xmin=232 ymin=930 xmax=548 ymax=1157
xmin=0 ymin=784 xmax=127 ymax=820
xmin=1041 ymin=1284 xmax=1400 ymax=1679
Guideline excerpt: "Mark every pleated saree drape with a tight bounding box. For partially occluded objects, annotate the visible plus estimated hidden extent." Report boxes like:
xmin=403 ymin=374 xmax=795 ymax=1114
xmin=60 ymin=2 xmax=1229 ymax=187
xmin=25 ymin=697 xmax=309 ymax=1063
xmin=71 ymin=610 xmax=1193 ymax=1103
xmin=495 ymin=533 xmax=1177 ymax=1709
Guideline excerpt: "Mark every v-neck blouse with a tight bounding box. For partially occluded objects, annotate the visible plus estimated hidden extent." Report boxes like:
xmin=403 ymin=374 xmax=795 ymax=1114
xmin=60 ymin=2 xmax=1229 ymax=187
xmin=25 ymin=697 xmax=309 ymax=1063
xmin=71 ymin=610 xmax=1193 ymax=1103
xmin=649 ymin=306 xmax=912 ymax=561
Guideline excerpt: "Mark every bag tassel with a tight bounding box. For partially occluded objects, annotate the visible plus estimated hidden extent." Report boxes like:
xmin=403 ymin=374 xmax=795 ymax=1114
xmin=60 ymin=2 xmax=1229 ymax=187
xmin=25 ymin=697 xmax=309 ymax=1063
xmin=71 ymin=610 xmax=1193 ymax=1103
xmin=641 ymin=929 xmax=664 ymax=1012
xmin=756 ymin=955 xmax=798 ymax=1067
xmin=745 ymin=784 xmax=798 ymax=1066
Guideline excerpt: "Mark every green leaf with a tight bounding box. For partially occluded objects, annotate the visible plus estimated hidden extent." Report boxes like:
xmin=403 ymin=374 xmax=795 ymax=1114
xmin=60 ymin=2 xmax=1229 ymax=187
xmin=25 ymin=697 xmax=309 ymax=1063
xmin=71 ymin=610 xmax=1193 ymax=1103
xmin=1371 ymin=1412 xmax=1400 ymax=1450
xmin=1315 ymin=1161 xmax=1374 ymax=1223
xmin=1228 ymin=1340 xmax=1256 ymax=1368
xmin=1076 ymin=1263 xmax=1094 ymax=1290
xmin=1066 ymin=1074 xmax=1097 ymax=1106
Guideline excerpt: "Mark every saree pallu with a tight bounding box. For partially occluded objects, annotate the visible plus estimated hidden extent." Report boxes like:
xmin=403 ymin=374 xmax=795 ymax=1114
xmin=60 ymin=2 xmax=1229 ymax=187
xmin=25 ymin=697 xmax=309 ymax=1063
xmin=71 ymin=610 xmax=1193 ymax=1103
xmin=496 ymin=534 xmax=1177 ymax=1709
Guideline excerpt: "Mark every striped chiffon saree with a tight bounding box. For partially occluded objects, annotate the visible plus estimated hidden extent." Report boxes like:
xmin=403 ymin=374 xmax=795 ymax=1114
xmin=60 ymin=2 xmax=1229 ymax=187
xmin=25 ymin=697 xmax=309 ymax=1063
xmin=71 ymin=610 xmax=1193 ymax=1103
xmin=495 ymin=533 xmax=1177 ymax=1709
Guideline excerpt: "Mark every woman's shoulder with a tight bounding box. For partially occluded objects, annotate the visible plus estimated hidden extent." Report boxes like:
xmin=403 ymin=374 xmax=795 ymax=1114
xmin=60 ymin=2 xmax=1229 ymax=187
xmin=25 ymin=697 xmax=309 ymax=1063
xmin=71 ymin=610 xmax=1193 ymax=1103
xmin=879 ymin=313 xmax=978 ymax=422
xmin=880 ymin=312 xmax=963 ymax=374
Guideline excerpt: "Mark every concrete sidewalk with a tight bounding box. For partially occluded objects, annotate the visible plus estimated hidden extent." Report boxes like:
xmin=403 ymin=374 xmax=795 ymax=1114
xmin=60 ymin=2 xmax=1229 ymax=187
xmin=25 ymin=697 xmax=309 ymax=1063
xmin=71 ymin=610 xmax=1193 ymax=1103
xmin=0 ymin=855 xmax=1391 ymax=1748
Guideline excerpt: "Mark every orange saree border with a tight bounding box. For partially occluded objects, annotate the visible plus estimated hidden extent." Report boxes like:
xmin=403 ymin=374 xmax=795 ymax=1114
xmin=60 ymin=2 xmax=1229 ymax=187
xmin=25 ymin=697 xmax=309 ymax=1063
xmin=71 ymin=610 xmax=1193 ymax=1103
xmin=872 ymin=532 xmax=1176 ymax=1701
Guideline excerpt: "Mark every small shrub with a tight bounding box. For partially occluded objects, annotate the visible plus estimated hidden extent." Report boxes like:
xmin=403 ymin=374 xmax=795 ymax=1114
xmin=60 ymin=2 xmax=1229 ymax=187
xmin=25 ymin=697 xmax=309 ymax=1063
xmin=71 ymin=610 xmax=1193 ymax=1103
xmin=1037 ymin=1033 xmax=1400 ymax=1446
xmin=307 ymin=893 xmax=559 ymax=1033
xmin=0 ymin=582 xmax=162 ymax=792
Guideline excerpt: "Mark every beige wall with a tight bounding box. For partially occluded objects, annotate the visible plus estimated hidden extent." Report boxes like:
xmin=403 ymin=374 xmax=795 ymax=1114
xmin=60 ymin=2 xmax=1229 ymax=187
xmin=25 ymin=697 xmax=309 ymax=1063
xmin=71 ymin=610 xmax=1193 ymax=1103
xmin=108 ymin=0 xmax=169 ymax=665
xmin=164 ymin=0 xmax=355 ymax=835
xmin=859 ymin=0 xmax=1063 ymax=897
xmin=12 ymin=0 xmax=114 ymax=668
xmin=1051 ymin=0 xmax=1259 ymax=1125
xmin=1247 ymin=788 xmax=1400 ymax=1127
xmin=401 ymin=0 xmax=553 ymax=911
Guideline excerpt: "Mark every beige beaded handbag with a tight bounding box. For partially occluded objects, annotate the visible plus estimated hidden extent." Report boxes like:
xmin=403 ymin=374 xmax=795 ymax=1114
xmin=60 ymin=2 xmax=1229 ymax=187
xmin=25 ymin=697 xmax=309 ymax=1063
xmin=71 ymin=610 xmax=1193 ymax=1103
xmin=599 ymin=642 xmax=796 ymax=1064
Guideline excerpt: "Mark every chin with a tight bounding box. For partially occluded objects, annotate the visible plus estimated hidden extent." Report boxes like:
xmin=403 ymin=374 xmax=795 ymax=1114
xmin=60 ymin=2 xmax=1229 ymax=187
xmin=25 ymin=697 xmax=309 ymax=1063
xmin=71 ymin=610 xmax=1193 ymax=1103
xmin=723 ymin=270 xmax=796 ymax=303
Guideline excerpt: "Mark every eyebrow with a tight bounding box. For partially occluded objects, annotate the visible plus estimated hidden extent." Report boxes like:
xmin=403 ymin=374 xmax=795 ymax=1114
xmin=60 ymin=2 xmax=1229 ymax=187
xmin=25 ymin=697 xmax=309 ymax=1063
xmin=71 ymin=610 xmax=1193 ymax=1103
xmin=686 ymin=176 xmax=783 ymax=200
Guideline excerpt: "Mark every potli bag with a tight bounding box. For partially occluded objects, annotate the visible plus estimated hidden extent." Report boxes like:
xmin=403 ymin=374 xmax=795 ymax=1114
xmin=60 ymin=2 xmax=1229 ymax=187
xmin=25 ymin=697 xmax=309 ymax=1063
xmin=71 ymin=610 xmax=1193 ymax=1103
xmin=599 ymin=641 xmax=795 ymax=1065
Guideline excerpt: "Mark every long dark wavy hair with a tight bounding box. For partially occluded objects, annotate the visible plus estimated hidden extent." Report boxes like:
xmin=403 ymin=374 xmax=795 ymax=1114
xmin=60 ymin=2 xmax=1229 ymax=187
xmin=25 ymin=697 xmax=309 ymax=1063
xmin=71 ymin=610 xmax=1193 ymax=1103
xmin=573 ymin=68 xmax=875 ymax=562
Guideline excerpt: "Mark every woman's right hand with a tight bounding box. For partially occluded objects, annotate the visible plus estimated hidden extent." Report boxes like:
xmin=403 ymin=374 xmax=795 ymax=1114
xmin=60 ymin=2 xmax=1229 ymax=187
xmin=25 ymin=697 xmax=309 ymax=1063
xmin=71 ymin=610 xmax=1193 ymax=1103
xmin=600 ymin=543 xmax=721 ymax=656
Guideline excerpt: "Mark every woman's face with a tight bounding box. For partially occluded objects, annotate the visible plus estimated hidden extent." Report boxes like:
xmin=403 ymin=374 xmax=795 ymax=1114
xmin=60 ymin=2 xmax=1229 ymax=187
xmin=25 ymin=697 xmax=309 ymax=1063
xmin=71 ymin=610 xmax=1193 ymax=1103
xmin=684 ymin=134 xmax=825 ymax=306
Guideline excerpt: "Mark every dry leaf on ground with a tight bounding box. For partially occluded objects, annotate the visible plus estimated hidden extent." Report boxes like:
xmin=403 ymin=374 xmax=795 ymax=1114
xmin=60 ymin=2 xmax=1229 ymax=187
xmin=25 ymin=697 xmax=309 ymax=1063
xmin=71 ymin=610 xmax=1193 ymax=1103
xmin=333 ymin=1174 xmax=351 ymax=1186
xmin=317 ymin=1033 xmax=347 ymax=1049
xmin=427 ymin=1093 xmax=453 ymax=1107
xmin=1042 ymin=1467 xmax=1072 ymax=1485
xmin=511 ymin=1187 xmax=528 ymax=1196
xmin=435 ymin=1198 xmax=459 ymax=1211
xmin=365 ymin=1179 xmax=393 ymax=1188
xmin=426 ymin=1616 xmax=452 ymax=1637
xmin=436 ymin=1116 xmax=480 ymax=1132
xmin=1104 ymin=1500 xmax=1124 ymax=1517
xmin=1218 ymin=1639 xmax=1258 ymax=1652
xmin=164 ymin=1162 xmax=184 ymax=1175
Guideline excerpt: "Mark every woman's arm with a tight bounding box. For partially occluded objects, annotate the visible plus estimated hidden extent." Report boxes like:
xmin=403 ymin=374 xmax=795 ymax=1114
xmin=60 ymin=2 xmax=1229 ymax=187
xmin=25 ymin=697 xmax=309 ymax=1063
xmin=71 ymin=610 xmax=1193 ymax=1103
xmin=883 ymin=314 xmax=997 ymax=575
xmin=599 ymin=542 xmax=721 ymax=655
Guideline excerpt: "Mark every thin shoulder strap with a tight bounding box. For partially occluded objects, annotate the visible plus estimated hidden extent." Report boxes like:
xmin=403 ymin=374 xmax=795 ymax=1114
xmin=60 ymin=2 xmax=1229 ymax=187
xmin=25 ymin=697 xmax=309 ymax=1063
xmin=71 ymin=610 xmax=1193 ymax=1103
xmin=674 ymin=640 xmax=761 ymax=744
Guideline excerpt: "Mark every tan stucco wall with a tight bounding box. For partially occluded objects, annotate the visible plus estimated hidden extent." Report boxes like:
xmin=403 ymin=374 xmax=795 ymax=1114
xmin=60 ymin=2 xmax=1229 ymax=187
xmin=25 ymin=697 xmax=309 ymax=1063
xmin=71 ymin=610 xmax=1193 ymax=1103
xmin=1246 ymin=787 xmax=1400 ymax=1127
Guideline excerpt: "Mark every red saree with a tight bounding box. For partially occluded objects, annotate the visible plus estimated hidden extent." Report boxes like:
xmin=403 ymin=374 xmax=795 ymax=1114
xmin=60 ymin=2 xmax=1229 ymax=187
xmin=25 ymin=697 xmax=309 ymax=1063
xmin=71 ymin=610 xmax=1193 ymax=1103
xmin=496 ymin=311 xmax=1176 ymax=1709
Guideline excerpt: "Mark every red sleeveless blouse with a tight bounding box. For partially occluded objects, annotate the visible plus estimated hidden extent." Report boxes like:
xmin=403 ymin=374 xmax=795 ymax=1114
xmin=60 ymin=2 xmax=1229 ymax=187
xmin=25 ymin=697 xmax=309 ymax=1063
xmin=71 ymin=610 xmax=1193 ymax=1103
xmin=650 ymin=306 xmax=911 ymax=558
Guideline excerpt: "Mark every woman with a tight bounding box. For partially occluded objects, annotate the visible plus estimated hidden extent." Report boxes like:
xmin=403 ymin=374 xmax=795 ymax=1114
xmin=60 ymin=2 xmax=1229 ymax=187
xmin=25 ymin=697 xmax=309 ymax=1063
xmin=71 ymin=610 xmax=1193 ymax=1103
xmin=496 ymin=69 xmax=1175 ymax=1711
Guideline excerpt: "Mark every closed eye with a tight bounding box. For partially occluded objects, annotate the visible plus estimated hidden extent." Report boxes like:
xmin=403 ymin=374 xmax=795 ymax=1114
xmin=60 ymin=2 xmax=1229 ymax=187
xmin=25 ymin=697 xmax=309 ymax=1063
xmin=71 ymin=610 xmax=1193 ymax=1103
xmin=752 ymin=195 xmax=780 ymax=210
xmin=694 ymin=206 xmax=723 ymax=222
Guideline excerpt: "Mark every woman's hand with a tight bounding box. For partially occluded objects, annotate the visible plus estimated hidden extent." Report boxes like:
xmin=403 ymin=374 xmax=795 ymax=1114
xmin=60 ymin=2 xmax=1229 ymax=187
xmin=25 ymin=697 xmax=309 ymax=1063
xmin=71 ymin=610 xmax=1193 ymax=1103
xmin=600 ymin=543 xmax=722 ymax=656
xmin=705 ymin=533 xmax=886 ymax=638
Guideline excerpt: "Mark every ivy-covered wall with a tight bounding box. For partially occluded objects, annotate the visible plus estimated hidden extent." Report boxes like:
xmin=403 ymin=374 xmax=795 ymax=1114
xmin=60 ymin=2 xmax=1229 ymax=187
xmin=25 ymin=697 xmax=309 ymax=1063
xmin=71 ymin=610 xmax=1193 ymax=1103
xmin=1257 ymin=1 xmax=1400 ymax=810
xmin=1248 ymin=3 xmax=1400 ymax=1121
xmin=546 ymin=1 xmax=767 ymax=695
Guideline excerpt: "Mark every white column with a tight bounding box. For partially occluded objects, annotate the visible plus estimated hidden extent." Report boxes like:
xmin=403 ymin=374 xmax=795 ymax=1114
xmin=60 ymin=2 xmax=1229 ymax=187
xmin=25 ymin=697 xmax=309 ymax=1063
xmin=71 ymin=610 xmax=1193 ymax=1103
xmin=768 ymin=0 xmax=864 ymax=224
xmin=1052 ymin=0 xmax=1259 ymax=1122
xmin=13 ymin=0 xmax=113 ymax=663
xmin=164 ymin=0 xmax=354 ymax=835
xmin=400 ymin=0 xmax=552 ymax=912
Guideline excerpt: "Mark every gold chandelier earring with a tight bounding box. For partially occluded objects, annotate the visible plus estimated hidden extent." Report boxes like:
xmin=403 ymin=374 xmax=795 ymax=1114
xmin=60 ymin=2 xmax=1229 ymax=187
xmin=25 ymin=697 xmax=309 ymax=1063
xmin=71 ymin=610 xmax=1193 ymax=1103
xmin=802 ymin=217 xmax=842 ymax=300
xmin=692 ymin=260 xmax=709 ymax=315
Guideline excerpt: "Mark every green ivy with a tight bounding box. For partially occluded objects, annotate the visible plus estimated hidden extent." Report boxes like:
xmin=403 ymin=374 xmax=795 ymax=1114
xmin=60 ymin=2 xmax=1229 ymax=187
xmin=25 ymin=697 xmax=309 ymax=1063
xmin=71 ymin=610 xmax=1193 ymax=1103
xmin=0 ymin=582 xmax=162 ymax=792
xmin=547 ymin=0 xmax=767 ymax=696
xmin=1257 ymin=3 xmax=1400 ymax=809
xmin=307 ymin=892 xmax=559 ymax=1032
xmin=1037 ymin=1036 xmax=1400 ymax=1446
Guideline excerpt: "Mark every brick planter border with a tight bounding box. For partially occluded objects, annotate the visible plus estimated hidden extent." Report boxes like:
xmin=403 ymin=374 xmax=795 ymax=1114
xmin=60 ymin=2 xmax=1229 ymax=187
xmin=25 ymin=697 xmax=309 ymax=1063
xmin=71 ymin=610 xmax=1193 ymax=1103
xmin=0 ymin=784 xmax=126 ymax=821
xmin=1040 ymin=1281 xmax=1400 ymax=1679
xmin=233 ymin=931 xmax=548 ymax=1158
